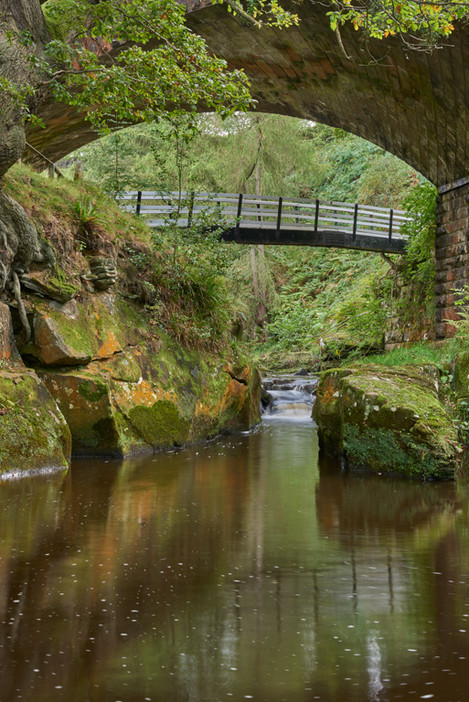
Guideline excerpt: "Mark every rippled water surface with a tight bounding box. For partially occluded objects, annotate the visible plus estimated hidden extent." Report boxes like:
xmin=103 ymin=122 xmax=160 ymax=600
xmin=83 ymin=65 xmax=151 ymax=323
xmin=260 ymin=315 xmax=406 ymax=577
xmin=2 ymin=416 xmax=469 ymax=701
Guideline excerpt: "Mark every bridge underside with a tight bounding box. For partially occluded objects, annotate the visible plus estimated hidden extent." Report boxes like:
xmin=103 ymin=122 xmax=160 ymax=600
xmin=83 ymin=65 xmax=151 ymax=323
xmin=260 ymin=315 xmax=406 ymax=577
xmin=26 ymin=1 xmax=469 ymax=187
xmin=221 ymin=227 xmax=405 ymax=253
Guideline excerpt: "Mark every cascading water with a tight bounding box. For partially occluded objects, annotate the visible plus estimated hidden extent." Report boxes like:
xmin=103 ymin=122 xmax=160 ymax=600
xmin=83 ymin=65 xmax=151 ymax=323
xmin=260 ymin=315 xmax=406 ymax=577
xmin=261 ymin=372 xmax=318 ymax=419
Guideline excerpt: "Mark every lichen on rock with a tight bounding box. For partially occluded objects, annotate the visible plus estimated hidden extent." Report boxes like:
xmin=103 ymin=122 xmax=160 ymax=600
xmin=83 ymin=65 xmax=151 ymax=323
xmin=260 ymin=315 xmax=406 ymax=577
xmin=313 ymin=364 xmax=460 ymax=480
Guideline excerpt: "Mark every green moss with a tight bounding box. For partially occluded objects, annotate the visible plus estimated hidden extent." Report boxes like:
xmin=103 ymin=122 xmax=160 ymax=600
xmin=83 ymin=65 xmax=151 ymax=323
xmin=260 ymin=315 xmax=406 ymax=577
xmin=315 ymin=363 xmax=459 ymax=480
xmin=454 ymin=351 xmax=469 ymax=399
xmin=38 ymin=300 xmax=96 ymax=358
xmin=128 ymin=400 xmax=190 ymax=448
xmin=77 ymin=379 xmax=108 ymax=403
xmin=0 ymin=372 xmax=71 ymax=472
xmin=343 ymin=424 xmax=452 ymax=480
xmin=48 ymin=267 xmax=80 ymax=300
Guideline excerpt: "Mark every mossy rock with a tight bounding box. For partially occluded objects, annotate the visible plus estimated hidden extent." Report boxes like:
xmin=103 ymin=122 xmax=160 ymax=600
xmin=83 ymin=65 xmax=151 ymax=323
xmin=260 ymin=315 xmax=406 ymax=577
xmin=19 ymin=294 xmax=151 ymax=366
xmin=128 ymin=401 xmax=190 ymax=448
xmin=0 ymin=371 xmax=71 ymax=474
xmin=40 ymin=342 xmax=261 ymax=457
xmin=20 ymin=268 xmax=80 ymax=303
xmin=40 ymin=372 xmax=124 ymax=455
xmin=314 ymin=364 xmax=459 ymax=480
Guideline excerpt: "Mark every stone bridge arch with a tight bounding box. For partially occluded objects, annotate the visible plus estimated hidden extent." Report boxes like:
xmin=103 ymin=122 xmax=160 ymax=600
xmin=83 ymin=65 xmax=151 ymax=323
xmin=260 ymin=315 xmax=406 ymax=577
xmin=25 ymin=0 xmax=469 ymax=337
xmin=27 ymin=0 xmax=469 ymax=187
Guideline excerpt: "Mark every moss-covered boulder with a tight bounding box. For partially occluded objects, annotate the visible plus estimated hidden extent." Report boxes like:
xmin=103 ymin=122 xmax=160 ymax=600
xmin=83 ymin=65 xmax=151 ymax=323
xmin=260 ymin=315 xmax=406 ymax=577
xmin=313 ymin=364 xmax=460 ymax=480
xmin=40 ymin=340 xmax=260 ymax=457
xmin=0 ymin=370 xmax=71 ymax=474
xmin=20 ymin=293 xmax=149 ymax=365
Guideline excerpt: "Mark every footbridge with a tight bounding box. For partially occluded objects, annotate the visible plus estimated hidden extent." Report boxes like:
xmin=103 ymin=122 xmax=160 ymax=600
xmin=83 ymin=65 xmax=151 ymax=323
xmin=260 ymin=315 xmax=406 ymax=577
xmin=118 ymin=191 xmax=409 ymax=253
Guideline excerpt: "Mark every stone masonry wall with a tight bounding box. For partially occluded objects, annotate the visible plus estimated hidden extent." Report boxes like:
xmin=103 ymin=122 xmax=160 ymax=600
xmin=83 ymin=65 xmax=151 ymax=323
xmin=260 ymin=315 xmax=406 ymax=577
xmin=385 ymin=276 xmax=435 ymax=351
xmin=435 ymin=182 xmax=469 ymax=339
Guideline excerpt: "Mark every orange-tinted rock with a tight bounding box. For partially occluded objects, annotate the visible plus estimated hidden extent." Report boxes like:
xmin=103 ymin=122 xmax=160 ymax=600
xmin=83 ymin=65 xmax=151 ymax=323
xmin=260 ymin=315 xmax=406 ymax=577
xmin=19 ymin=294 xmax=149 ymax=366
xmin=40 ymin=372 xmax=129 ymax=455
xmin=32 ymin=311 xmax=92 ymax=365
xmin=40 ymin=342 xmax=261 ymax=457
xmin=0 ymin=303 xmax=23 ymax=366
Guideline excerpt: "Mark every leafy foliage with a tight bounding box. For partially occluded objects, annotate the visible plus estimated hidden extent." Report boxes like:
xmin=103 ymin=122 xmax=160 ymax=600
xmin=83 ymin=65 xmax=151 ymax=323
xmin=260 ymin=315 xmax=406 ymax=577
xmin=400 ymin=182 xmax=437 ymax=301
xmin=328 ymin=0 xmax=469 ymax=51
xmin=43 ymin=0 xmax=252 ymax=131
xmin=2 ymin=0 xmax=252 ymax=132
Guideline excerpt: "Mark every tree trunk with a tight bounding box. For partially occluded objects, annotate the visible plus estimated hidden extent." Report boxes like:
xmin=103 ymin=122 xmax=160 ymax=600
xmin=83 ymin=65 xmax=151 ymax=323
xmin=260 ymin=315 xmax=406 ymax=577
xmin=0 ymin=1 xmax=52 ymax=330
xmin=0 ymin=0 xmax=50 ymax=177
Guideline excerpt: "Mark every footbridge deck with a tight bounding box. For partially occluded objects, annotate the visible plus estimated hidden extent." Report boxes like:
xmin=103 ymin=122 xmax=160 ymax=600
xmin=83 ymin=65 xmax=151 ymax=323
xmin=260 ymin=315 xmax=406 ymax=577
xmin=118 ymin=191 xmax=410 ymax=253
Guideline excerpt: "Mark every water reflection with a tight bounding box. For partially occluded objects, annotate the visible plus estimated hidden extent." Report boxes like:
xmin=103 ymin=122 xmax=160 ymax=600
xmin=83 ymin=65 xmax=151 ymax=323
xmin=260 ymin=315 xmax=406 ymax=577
xmin=0 ymin=420 xmax=468 ymax=700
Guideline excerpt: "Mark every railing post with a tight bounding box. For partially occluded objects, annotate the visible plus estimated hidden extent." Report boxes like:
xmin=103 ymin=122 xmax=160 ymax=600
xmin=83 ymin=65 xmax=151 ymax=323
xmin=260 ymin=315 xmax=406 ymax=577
xmin=236 ymin=193 xmax=243 ymax=232
xmin=188 ymin=191 xmax=195 ymax=227
xmin=257 ymin=201 xmax=261 ymax=223
xmin=388 ymin=208 xmax=394 ymax=242
xmin=276 ymin=197 xmax=283 ymax=232
xmin=352 ymin=203 xmax=358 ymax=242
xmin=136 ymin=190 xmax=142 ymax=216
xmin=295 ymin=205 xmax=299 ymax=225
xmin=314 ymin=199 xmax=320 ymax=232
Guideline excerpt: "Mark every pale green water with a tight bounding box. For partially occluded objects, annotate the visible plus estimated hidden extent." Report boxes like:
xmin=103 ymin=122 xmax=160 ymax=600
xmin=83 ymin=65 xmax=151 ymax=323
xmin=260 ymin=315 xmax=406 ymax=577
xmin=0 ymin=416 xmax=468 ymax=701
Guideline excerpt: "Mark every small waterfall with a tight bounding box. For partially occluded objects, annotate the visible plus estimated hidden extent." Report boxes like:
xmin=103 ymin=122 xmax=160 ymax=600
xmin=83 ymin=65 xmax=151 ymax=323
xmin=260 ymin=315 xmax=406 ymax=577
xmin=261 ymin=373 xmax=318 ymax=419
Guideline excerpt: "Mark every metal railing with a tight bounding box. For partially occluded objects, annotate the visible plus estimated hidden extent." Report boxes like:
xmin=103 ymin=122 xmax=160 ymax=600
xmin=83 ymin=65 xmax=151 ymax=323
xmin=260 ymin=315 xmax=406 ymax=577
xmin=117 ymin=191 xmax=410 ymax=244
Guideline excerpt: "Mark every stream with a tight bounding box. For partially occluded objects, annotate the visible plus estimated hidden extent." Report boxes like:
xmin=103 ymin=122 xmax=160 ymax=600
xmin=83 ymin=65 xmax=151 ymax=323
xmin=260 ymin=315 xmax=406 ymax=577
xmin=1 ymin=376 xmax=469 ymax=701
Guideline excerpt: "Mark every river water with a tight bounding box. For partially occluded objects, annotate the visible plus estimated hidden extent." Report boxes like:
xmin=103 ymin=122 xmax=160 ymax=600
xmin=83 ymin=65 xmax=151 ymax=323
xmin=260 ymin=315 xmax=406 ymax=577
xmin=1 ymin=380 xmax=469 ymax=701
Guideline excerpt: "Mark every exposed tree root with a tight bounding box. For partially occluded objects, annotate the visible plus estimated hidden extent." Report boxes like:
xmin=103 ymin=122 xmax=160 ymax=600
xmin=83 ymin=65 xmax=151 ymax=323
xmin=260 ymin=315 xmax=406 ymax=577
xmin=12 ymin=270 xmax=31 ymax=343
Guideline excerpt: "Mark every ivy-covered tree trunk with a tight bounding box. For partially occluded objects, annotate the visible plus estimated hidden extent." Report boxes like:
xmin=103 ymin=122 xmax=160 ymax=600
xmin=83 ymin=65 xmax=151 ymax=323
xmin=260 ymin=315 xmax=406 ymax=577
xmin=0 ymin=0 xmax=49 ymax=177
xmin=0 ymin=0 xmax=51 ymax=326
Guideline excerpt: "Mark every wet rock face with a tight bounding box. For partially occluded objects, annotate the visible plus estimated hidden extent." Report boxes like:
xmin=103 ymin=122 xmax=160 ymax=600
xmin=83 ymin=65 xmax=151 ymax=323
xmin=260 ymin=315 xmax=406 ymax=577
xmin=0 ymin=369 xmax=71 ymax=474
xmin=313 ymin=364 xmax=459 ymax=480
xmin=16 ymin=293 xmax=261 ymax=457
xmin=39 ymin=345 xmax=260 ymax=457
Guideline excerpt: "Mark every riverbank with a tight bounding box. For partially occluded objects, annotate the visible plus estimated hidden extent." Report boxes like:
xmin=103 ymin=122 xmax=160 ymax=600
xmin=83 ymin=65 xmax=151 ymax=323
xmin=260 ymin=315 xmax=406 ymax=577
xmin=0 ymin=165 xmax=261 ymax=475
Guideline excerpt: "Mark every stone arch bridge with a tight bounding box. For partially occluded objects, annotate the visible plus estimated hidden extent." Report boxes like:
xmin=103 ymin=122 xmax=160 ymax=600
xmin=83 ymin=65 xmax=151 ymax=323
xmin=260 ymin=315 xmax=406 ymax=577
xmin=25 ymin=0 xmax=469 ymax=338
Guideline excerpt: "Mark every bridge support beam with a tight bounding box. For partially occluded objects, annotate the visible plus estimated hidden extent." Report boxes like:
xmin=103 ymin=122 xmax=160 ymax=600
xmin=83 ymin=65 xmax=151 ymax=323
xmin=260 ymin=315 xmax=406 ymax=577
xmin=435 ymin=178 xmax=469 ymax=339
